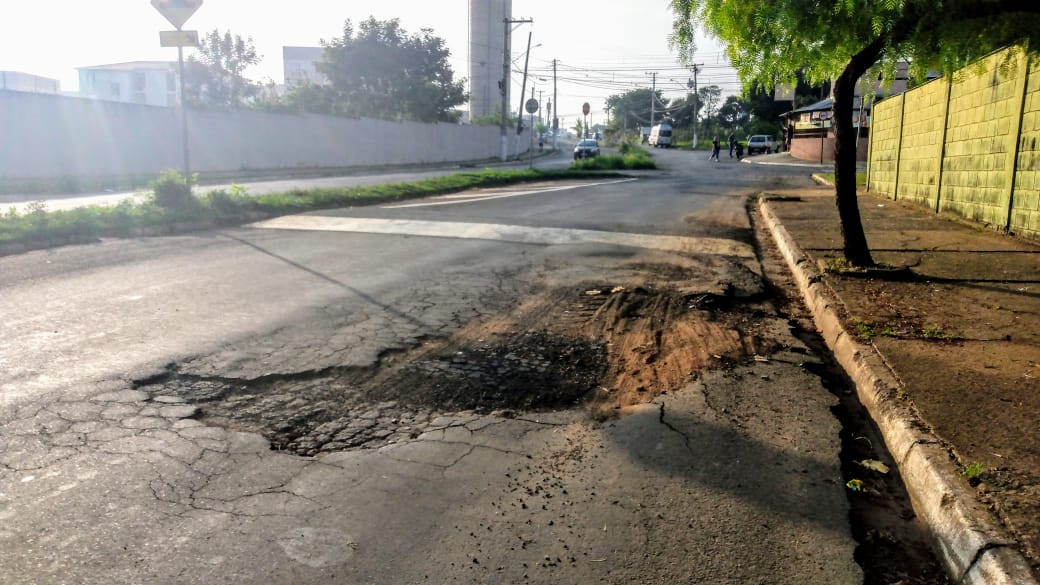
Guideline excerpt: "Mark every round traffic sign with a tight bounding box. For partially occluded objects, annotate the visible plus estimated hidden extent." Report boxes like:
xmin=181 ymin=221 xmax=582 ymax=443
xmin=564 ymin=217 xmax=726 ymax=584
xmin=582 ymin=102 xmax=590 ymax=115
xmin=525 ymin=98 xmax=539 ymax=114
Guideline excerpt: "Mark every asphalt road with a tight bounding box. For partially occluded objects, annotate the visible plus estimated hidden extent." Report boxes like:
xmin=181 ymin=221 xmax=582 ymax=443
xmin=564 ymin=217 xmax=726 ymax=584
xmin=0 ymin=149 xmax=863 ymax=584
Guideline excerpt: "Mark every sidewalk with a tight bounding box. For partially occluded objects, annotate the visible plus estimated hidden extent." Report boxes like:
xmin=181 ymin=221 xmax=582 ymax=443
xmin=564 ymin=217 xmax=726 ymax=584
xmin=758 ymin=184 xmax=1040 ymax=584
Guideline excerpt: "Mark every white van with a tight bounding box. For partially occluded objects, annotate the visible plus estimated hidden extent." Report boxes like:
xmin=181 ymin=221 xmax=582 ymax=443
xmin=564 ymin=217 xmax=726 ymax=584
xmin=648 ymin=123 xmax=673 ymax=148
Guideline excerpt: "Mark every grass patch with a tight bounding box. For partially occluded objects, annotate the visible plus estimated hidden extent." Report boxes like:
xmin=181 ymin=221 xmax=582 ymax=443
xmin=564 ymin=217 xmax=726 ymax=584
xmin=960 ymin=462 xmax=984 ymax=480
xmin=1 ymin=167 xmax=620 ymax=253
xmin=818 ymin=172 xmax=867 ymax=187
xmin=569 ymin=148 xmax=656 ymax=171
xmin=849 ymin=318 xmax=897 ymax=341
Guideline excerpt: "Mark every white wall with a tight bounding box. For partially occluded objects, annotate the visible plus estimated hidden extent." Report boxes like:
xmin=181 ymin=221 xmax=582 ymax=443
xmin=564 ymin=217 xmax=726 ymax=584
xmin=0 ymin=91 xmax=529 ymax=181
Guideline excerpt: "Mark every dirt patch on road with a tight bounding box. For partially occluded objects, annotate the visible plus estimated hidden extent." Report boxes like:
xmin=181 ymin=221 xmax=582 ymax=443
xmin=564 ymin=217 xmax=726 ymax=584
xmin=135 ymin=269 xmax=773 ymax=456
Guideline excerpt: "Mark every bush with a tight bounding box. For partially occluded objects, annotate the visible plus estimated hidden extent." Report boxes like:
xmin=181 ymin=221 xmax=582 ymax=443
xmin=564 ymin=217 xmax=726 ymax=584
xmin=570 ymin=149 xmax=656 ymax=171
xmin=150 ymin=169 xmax=197 ymax=209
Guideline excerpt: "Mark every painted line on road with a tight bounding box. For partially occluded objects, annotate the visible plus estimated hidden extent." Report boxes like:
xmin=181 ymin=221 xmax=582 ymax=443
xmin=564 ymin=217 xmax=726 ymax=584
xmin=250 ymin=215 xmax=755 ymax=258
xmin=381 ymin=178 xmax=638 ymax=208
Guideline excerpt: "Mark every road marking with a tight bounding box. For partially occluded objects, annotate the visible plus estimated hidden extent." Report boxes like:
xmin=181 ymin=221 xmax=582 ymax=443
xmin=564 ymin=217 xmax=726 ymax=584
xmin=381 ymin=178 xmax=638 ymax=208
xmin=251 ymin=216 xmax=755 ymax=258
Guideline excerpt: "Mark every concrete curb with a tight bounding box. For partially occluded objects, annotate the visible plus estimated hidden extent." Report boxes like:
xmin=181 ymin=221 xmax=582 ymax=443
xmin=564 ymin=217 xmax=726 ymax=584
xmin=759 ymin=198 xmax=1038 ymax=585
xmin=810 ymin=173 xmax=834 ymax=186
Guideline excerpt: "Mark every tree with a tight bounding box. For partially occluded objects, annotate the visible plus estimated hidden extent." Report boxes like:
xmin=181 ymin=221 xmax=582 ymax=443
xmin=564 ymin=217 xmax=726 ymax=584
xmin=717 ymin=95 xmax=749 ymax=130
xmin=315 ymin=17 xmax=466 ymax=122
xmin=184 ymin=29 xmax=261 ymax=109
xmin=572 ymin=117 xmax=584 ymax=138
xmin=696 ymin=85 xmax=722 ymax=120
xmin=605 ymin=88 xmax=667 ymax=129
xmin=670 ymin=0 xmax=1040 ymax=266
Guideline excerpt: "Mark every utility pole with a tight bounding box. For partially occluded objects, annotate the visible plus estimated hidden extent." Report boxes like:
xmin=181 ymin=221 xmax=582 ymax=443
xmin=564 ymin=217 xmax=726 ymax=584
xmin=690 ymin=63 xmax=703 ymax=149
xmin=649 ymin=72 xmax=657 ymax=128
xmin=501 ymin=17 xmax=533 ymax=161
xmin=537 ymin=89 xmax=544 ymax=135
xmin=516 ymin=31 xmax=532 ymax=137
xmin=552 ymin=58 xmax=559 ymax=150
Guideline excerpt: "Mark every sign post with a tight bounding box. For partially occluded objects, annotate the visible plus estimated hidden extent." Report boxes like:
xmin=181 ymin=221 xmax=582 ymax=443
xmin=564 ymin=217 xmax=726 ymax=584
xmin=152 ymin=0 xmax=203 ymax=186
xmin=525 ymin=98 xmax=538 ymax=168
xmin=582 ymin=102 xmax=590 ymax=139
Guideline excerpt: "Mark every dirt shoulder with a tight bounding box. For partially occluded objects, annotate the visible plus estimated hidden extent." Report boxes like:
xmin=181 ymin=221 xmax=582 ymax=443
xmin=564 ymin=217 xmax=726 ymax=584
xmin=763 ymin=184 xmax=1040 ymax=575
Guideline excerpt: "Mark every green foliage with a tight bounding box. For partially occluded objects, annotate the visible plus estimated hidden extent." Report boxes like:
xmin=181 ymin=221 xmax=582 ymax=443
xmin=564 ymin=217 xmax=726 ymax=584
xmin=849 ymin=318 xmax=896 ymax=341
xmin=570 ymin=149 xmax=656 ymax=171
xmin=961 ymin=462 xmax=984 ymax=480
xmin=605 ymin=88 xmax=667 ymax=130
xmin=312 ymin=17 xmax=466 ymax=122
xmin=149 ymin=169 xmax=197 ymax=210
xmin=670 ymin=0 xmax=1040 ymax=267
xmin=921 ymin=325 xmax=949 ymax=340
xmin=184 ymin=29 xmax=261 ymax=109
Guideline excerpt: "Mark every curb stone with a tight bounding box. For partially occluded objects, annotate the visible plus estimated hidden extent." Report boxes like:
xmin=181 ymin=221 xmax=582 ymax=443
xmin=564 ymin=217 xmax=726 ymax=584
xmin=759 ymin=198 xmax=1038 ymax=585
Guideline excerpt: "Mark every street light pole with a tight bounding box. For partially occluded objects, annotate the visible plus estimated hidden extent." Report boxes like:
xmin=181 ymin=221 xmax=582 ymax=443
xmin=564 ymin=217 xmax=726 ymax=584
xmin=552 ymin=58 xmax=558 ymax=150
xmin=177 ymin=44 xmax=190 ymax=184
xmin=690 ymin=63 xmax=703 ymax=149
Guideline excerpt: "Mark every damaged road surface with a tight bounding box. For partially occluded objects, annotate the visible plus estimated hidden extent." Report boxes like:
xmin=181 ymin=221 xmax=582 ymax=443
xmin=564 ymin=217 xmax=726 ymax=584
xmin=1 ymin=155 xmax=886 ymax=583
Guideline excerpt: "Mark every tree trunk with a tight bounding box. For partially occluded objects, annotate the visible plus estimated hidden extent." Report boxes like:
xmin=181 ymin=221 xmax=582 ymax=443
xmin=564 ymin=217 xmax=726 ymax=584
xmin=832 ymin=63 xmax=874 ymax=267
xmin=832 ymin=34 xmax=890 ymax=267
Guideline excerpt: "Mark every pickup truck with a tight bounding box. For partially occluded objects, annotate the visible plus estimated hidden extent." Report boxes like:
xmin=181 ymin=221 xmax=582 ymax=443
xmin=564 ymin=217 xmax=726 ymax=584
xmin=747 ymin=135 xmax=779 ymax=155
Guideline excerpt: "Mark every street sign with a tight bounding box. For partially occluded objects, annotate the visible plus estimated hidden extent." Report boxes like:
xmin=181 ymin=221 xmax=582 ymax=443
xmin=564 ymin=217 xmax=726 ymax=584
xmin=525 ymin=98 xmax=538 ymax=114
xmin=582 ymin=102 xmax=590 ymax=115
xmin=151 ymin=0 xmax=203 ymax=30
xmin=159 ymin=30 xmax=200 ymax=48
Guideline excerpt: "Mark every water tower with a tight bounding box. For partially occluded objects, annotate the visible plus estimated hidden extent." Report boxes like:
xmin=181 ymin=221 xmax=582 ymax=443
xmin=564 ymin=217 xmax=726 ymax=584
xmin=468 ymin=0 xmax=512 ymax=121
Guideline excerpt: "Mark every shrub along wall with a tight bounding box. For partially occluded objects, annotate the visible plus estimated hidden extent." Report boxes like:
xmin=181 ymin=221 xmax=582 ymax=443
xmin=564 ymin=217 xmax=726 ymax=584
xmin=867 ymin=46 xmax=1040 ymax=238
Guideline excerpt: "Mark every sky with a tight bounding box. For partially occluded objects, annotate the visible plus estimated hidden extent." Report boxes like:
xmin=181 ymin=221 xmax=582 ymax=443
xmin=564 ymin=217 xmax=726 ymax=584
xmin=0 ymin=1 xmax=739 ymax=125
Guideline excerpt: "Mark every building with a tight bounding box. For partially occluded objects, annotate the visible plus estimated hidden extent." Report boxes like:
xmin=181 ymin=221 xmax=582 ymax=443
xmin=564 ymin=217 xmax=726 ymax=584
xmin=0 ymin=71 xmax=60 ymax=94
xmin=468 ymin=0 xmax=512 ymax=122
xmin=283 ymin=47 xmax=328 ymax=87
xmin=78 ymin=61 xmax=178 ymax=107
xmin=781 ymin=63 xmax=928 ymax=162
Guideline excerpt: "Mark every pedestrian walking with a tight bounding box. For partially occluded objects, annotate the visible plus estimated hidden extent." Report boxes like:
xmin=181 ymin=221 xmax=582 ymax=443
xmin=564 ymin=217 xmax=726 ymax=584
xmin=709 ymin=135 xmax=721 ymax=162
xmin=728 ymin=132 xmax=735 ymax=158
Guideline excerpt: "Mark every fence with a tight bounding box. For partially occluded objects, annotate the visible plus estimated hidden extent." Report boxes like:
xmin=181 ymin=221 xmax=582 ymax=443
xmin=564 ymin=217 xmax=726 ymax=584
xmin=867 ymin=46 xmax=1040 ymax=238
xmin=0 ymin=91 xmax=530 ymax=185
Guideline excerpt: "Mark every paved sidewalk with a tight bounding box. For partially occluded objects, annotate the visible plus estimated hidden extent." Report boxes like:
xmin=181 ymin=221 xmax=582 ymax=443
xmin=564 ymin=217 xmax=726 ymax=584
xmin=759 ymin=184 xmax=1040 ymax=584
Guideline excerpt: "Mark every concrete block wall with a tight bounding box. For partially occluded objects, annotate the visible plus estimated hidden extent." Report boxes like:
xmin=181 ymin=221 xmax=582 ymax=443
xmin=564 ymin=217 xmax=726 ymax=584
xmin=867 ymin=94 xmax=903 ymax=196
xmin=868 ymin=46 xmax=1040 ymax=238
xmin=1012 ymin=56 xmax=1040 ymax=238
xmin=939 ymin=48 xmax=1023 ymax=227
xmin=896 ymin=78 xmax=948 ymax=208
xmin=0 ymin=91 xmax=529 ymax=182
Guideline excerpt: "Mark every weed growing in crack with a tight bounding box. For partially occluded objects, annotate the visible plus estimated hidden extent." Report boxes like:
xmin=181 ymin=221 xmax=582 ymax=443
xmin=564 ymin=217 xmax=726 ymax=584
xmin=960 ymin=462 xmax=984 ymax=480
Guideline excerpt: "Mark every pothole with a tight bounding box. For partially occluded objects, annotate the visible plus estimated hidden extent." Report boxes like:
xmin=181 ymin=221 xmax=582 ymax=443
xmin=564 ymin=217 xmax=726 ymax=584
xmin=135 ymin=281 xmax=777 ymax=456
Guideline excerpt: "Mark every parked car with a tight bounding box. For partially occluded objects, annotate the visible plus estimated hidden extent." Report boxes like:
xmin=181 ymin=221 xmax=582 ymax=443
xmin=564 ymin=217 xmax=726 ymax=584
xmin=648 ymin=123 xmax=673 ymax=148
xmin=573 ymin=139 xmax=600 ymax=160
xmin=747 ymin=134 xmax=779 ymax=155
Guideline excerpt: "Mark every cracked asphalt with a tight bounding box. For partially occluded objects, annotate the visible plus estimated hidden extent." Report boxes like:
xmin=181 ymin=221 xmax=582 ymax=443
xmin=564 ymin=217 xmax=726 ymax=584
xmin=0 ymin=150 xmax=866 ymax=583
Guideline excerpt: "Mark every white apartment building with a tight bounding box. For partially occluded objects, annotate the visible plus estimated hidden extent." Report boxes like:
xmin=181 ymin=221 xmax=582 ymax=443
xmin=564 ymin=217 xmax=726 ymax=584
xmin=78 ymin=61 xmax=179 ymax=107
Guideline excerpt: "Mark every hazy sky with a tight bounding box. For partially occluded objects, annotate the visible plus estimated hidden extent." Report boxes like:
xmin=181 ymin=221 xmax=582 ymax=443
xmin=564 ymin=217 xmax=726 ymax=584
xmin=0 ymin=1 xmax=738 ymax=124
